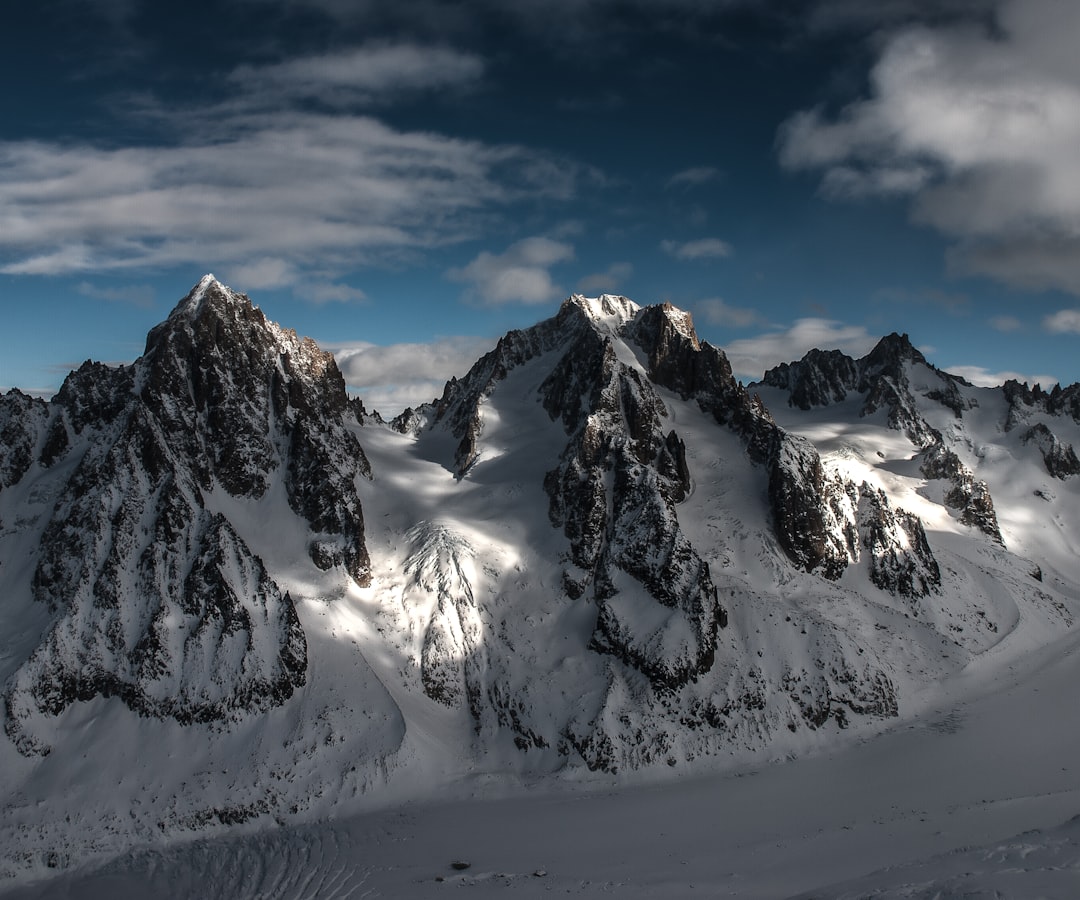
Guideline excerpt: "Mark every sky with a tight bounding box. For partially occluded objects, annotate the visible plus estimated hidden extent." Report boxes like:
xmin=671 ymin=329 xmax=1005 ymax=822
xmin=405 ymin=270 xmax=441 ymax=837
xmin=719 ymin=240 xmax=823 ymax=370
xmin=2 ymin=0 xmax=1080 ymax=415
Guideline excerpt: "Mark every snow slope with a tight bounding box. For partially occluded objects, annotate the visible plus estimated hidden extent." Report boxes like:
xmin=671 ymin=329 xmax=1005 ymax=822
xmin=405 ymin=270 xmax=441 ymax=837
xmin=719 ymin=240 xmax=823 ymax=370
xmin=1 ymin=281 xmax=1078 ymax=894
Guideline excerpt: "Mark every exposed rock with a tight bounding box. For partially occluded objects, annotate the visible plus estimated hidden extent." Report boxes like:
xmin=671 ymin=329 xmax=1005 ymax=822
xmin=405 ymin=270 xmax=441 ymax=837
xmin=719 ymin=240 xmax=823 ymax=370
xmin=0 ymin=390 xmax=49 ymax=492
xmin=630 ymin=304 xmax=859 ymax=579
xmin=761 ymin=348 xmax=861 ymax=410
xmin=2 ymin=276 xmax=377 ymax=755
xmin=1004 ymin=379 xmax=1080 ymax=431
xmin=858 ymin=484 xmax=941 ymax=598
xmin=920 ymin=441 xmax=1003 ymax=543
xmin=1021 ymin=423 xmax=1080 ymax=479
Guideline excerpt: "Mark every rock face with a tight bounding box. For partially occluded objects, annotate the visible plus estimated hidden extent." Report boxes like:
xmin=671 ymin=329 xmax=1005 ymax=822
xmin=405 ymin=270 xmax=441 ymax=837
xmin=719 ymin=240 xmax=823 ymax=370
xmin=628 ymin=304 xmax=863 ymax=579
xmin=2 ymin=276 xmax=370 ymax=755
xmin=763 ymin=332 xmax=973 ymax=447
xmin=761 ymin=334 xmax=1003 ymax=544
xmin=436 ymin=297 xmax=726 ymax=694
xmin=918 ymin=441 xmax=1003 ymax=542
xmin=414 ymin=295 xmax=940 ymax=772
xmin=1021 ymin=423 xmax=1080 ymax=480
xmin=858 ymin=484 xmax=941 ymax=598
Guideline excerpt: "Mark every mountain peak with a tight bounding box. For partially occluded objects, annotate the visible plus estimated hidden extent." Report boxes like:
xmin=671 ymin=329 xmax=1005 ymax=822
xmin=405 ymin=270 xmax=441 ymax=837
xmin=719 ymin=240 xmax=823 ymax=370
xmin=174 ymin=273 xmax=232 ymax=317
xmin=565 ymin=293 xmax=641 ymax=330
xmin=862 ymin=332 xmax=927 ymax=372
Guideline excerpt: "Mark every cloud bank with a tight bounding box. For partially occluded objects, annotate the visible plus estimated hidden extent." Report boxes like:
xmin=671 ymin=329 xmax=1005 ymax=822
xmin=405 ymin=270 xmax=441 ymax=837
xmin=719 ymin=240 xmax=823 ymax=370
xmin=779 ymin=0 xmax=1080 ymax=296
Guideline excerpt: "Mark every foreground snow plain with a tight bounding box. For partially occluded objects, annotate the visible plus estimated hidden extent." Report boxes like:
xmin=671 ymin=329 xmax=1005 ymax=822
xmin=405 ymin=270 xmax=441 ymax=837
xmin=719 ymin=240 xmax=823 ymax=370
xmin=6 ymin=611 xmax=1080 ymax=898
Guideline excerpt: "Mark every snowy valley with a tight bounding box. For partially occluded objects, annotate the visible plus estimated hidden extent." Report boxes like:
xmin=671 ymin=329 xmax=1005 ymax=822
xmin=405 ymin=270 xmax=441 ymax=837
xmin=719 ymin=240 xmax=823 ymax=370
xmin=1 ymin=275 xmax=1079 ymax=897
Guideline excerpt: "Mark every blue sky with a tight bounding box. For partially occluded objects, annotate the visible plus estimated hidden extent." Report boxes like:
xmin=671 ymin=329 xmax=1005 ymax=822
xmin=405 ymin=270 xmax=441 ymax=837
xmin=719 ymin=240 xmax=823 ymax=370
xmin=3 ymin=0 xmax=1079 ymax=415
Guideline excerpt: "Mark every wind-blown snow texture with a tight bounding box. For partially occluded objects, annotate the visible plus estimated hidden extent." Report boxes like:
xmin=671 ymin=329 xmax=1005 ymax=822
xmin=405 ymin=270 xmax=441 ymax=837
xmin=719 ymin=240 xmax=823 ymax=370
xmin=1 ymin=278 xmax=1078 ymax=894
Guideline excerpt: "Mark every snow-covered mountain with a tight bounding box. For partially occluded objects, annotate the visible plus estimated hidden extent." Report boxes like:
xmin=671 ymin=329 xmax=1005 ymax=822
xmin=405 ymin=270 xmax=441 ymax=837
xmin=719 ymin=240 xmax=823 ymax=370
xmin=1 ymin=276 xmax=1078 ymax=887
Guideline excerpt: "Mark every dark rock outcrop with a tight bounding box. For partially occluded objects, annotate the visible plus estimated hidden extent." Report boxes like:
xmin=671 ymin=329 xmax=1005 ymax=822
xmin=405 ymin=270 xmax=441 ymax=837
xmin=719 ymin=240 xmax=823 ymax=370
xmin=919 ymin=441 xmax=1003 ymax=542
xmin=3 ymin=276 xmax=372 ymax=755
xmin=858 ymin=484 xmax=941 ymax=598
xmin=1021 ymin=423 xmax=1080 ymax=479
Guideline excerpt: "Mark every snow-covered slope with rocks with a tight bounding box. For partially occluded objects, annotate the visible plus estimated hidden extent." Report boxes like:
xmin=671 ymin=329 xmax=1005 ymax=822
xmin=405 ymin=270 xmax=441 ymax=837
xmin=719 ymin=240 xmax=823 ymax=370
xmin=1 ymin=278 xmax=1078 ymax=893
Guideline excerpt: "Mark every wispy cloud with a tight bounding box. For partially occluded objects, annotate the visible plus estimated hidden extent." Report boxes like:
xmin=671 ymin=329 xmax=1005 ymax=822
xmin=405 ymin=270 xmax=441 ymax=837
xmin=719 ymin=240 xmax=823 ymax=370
xmin=947 ymin=365 xmax=1059 ymax=388
xmin=723 ymin=319 xmax=878 ymax=381
xmin=0 ymin=113 xmax=580 ymax=284
xmin=695 ymin=297 xmax=765 ymax=328
xmin=778 ymin=0 xmax=1080 ymax=297
xmin=228 ymin=43 xmax=484 ymax=107
xmin=76 ymin=280 xmax=156 ymax=308
xmin=331 ymin=335 xmax=494 ymax=415
xmin=1043 ymin=309 xmax=1080 ymax=334
xmin=447 ymin=237 xmax=574 ymax=305
xmin=988 ymin=314 xmax=1023 ymax=333
xmin=666 ymin=166 xmax=723 ymax=189
xmin=660 ymin=237 xmax=732 ymax=260
xmin=0 ymin=33 xmax=588 ymax=293
xmin=576 ymin=262 xmax=632 ymax=295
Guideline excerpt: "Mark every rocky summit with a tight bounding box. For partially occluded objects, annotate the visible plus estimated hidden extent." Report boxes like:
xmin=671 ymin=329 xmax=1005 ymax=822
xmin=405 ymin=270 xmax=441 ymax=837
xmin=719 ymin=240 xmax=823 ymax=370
xmin=1 ymin=277 xmax=1078 ymax=880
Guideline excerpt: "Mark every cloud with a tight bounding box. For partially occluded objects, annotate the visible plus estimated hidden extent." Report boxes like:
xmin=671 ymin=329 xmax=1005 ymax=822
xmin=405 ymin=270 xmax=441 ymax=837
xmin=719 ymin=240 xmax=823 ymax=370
xmin=0 ymin=112 xmax=579 ymax=282
xmin=988 ymin=314 xmax=1023 ymax=333
xmin=660 ymin=237 xmax=733 ymax=260
xmin=722 ymin=318 xmax=878 ymax=381
xmin=1043 ymin=309 xmax=1080 ymax=334
xmin=226 ymin=258 xmax=297 ymax=291
xmin=667 ymin=166 xmax=723 ymax=189
xmin=76 ymin=280 xmax=155 ymax=308
xmin=695 ymin=297 xmax=765 ymax=328
xmin=228 ymin=44 xmax=484 ymax=106
xmin=947 ymin=365 xmax=1059 ymax=388
xmin=576 ymin=262 xmax=633 ymax=295
xmin=778 ymin=0 xmax=1080 ymax=297
xmin=293 ymin=281 xmax=368 ymax=304
xmin=331 ymin=335 xmax=494 ymax=415
xmin=447 ymin=237 xmax=574 ymax=305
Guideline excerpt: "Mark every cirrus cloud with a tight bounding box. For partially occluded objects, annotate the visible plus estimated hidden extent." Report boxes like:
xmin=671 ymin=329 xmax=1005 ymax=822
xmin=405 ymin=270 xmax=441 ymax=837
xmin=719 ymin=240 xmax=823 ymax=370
xmin=228 ymin=43 xmax=484 ymax=107
xmin=660 ymin=237 xmax=733 ymax=260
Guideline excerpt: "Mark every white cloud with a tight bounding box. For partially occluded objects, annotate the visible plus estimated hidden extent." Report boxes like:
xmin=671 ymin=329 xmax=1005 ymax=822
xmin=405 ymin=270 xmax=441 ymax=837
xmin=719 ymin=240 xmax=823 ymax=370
xmin=0 ymin=112 xmax=577 ymax=283
xmin=447 ymin=237 xmax=574 ymax=305
xmin=722 ymin=319 xmax=878 ymax=381
xmin=1043 ymin=309 xmax=1080 ymax=334
xmin=666 ymin=166 xmax=722 ymax=189
xmin=947 ymin=365 xmax=1059 ymax=388
xmin=331 ymin=335 xmax=494 ymax=416
xmin=695 ymin=297 xmax=765 ymax=329
xmin=228 ymin=44 xmax=484 ymax=106
xmin=660 ymin=237 xmax=732 ymax=260
xmin=778 ymin=0 xmax=1080 ymax=296
xmin=576 ymin=262 xmax=632 ymax=295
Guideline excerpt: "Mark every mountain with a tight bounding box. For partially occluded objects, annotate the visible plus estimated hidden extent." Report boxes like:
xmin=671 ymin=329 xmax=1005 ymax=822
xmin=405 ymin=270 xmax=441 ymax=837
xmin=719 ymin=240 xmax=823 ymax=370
xmin=1 ymin=277 xmax=1078 ymax=885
